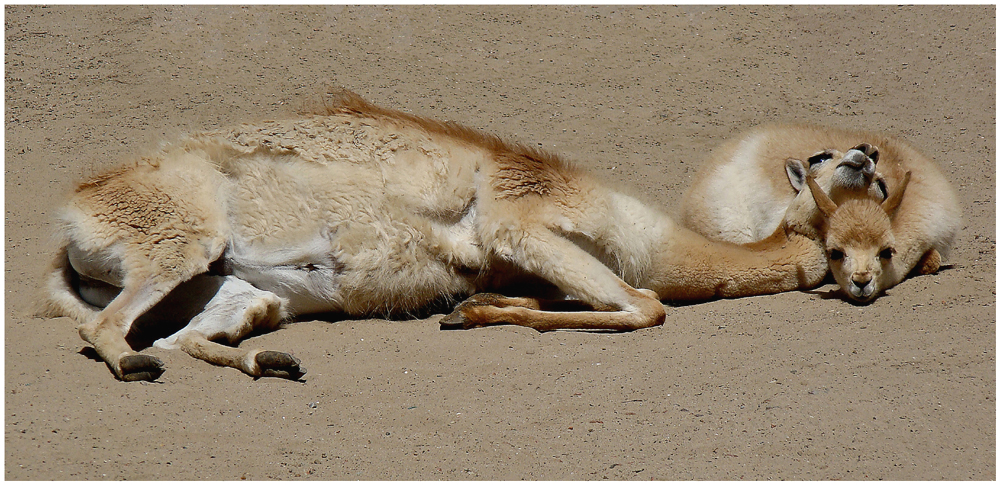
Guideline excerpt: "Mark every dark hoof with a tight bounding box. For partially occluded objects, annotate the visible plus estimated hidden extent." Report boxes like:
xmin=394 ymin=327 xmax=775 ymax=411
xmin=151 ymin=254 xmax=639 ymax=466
xmin=119 ymin=354 xmax=165 ymax=382
xmin=256 ymin=351 xmax=306 ymax=380
xmin=439 ymin=310 xmax=472 ymax=330
xmin=439 ymin=293 xmax=503 ymax=330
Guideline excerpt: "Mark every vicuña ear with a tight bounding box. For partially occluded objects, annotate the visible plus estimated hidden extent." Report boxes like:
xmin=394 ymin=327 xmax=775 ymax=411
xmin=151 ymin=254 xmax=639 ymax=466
xmin=806 ymin=175 xmax=838 ymax=218
xmin=785 ymin=158 xmax=808 ymax=192
xmin=882 ymin=171 xmax=911 ymax=218
xmin=872 ymin=173 xmax=888 ymax=201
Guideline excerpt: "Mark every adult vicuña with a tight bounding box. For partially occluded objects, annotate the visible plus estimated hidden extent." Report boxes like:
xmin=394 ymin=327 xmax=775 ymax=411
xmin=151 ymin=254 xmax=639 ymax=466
xmin=45 ymin=89 xmax=841 ymax=382
xmin=681 ymin=124 xmax=961 ymax=302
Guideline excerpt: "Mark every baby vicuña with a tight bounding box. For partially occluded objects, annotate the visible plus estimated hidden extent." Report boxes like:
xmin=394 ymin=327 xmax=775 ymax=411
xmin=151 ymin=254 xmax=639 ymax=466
xmin=681 ymin=124 xmax=961 ymax=302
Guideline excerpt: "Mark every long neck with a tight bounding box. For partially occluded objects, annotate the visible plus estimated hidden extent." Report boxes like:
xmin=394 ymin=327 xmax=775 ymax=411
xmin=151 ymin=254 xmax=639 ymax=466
xmin=641 ymin=220 xmax=828 ymax=302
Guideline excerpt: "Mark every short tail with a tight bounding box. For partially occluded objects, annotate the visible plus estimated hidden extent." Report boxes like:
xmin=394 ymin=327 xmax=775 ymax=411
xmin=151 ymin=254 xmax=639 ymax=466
xmin=37 ymin=246 xmax=102 ymax=324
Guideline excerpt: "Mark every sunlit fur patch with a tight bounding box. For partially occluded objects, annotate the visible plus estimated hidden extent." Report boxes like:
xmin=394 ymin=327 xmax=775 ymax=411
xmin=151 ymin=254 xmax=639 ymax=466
xmin=824 ymin=200 xmax=893 ymax=250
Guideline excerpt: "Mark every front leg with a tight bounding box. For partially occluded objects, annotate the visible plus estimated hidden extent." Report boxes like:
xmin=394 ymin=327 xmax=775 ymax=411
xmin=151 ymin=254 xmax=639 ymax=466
xmin=448 ymin=225 xmax=665 ymax=331
xmin=440 ymin=289 xmax=662 ymax=330
xmin=78 ymin=278 xmax=180 ymax=381
xmin=440 ymin=287 xmax=663 ymax=331
xmin=441 ymin=293 xmax=583 ymax=329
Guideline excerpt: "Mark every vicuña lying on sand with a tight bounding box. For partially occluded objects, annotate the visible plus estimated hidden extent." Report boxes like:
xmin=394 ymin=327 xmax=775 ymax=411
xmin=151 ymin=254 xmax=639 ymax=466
xmin=681 ymin=125 xmax=961 ymax=302
xmin=46 ymin=90 xmax=856 ymax=381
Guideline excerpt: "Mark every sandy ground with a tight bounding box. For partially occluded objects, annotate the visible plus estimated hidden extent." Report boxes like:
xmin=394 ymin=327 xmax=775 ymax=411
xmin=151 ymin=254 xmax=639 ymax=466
xmin=4 ymin=5 xmax=995 ymax=480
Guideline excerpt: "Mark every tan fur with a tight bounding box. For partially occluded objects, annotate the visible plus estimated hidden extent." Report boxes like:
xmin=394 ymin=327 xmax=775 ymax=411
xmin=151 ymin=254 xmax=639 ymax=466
xmin=681 ymin=124 xmax=962 ymax=302
xmin=44 ymin=89 xmax=831 ymax=381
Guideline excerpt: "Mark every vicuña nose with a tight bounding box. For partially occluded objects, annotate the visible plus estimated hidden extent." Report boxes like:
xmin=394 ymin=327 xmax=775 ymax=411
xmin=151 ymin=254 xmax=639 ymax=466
xmin=852 ymin=274 xmax=872 ymax=288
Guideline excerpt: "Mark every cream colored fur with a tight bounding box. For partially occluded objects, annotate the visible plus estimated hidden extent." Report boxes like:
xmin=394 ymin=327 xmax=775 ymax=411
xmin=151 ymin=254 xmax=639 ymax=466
xmin=681 ymin=124 xmax=962 ymax=302
xmin=43 ymin=90 xmax=832 ymax=381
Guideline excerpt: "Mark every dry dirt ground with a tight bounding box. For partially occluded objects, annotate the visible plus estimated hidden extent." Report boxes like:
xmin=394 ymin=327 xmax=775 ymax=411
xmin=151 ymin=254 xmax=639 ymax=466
xmin=4 ymin=5 xmax=995 ymax=480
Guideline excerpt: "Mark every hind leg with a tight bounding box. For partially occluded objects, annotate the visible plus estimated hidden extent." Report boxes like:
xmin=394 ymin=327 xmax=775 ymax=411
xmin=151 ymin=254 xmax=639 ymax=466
xmin=77 ymin=277 xmax=184 ymax=381
xmin=153 ymin=275 xmax=304 ymax=379
xmin=69 ymin=239 xmax=227 ymax=381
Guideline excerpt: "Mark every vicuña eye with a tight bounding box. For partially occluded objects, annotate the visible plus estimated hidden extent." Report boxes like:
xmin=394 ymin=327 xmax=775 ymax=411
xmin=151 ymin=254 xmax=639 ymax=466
xmin=808 ymin=151 xmax=834 ymax=166
xmin=879 ymin=248 xmax=895 ymax=260
xmin=829 ymin=249 xmax=844 ymax=261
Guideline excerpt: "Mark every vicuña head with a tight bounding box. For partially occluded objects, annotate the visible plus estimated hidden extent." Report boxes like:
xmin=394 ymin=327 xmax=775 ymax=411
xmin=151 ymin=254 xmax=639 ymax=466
xmin=790 ymin=142 xmax=885 ymax=201
xmin=805 ymin=171 xmax=912 ymax=303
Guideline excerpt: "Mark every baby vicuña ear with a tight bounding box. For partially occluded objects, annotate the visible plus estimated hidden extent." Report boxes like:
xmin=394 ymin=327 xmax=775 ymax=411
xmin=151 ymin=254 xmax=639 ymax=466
xmin=806 ymin=175 xmax=838 ymax=218
xmin=881 ymin=171 xmax=911 ymax=218
xmin=784 ymin=158 xmax=807 ymax=192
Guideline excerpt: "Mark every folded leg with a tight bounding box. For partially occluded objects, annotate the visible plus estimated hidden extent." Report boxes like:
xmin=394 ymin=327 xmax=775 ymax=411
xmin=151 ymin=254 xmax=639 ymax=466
xmin=153 ymin=275 xmax=304 ymax=379
xmin=77 ymin=277 xmax=182 ymax=381
xmin=450 ymin=225 xmax=665 ymax=331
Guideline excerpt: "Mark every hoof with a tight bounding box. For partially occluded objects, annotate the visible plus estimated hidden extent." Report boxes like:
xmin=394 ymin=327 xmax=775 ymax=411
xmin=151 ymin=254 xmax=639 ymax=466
xmin=439 ymin=310 xmax=473 ymax=330
xmin=439 ymin=294 xmax=502 ymax=330
xmin=255 ymin=351 xmax=306 ymax=380
xmin=119 ymin=354 xmax=165 ymax=382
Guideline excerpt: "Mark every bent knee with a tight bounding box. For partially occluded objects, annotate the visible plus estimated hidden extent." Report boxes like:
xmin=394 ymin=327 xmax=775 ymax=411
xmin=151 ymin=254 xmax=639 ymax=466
xmin=627 ymin=295 xmax=666 ymax=330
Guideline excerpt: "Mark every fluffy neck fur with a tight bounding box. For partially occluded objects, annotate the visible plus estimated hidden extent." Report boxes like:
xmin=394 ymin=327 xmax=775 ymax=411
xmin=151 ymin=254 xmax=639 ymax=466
xmin=650 ymin=221 xmax=827 ymax=301
xmin=607 ymin=194 xmax=828 ymax=302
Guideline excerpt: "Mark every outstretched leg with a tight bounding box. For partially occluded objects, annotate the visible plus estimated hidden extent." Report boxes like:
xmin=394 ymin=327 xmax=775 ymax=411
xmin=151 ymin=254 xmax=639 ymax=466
xmin=153 ymin=275 xmax=304 ymax=379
